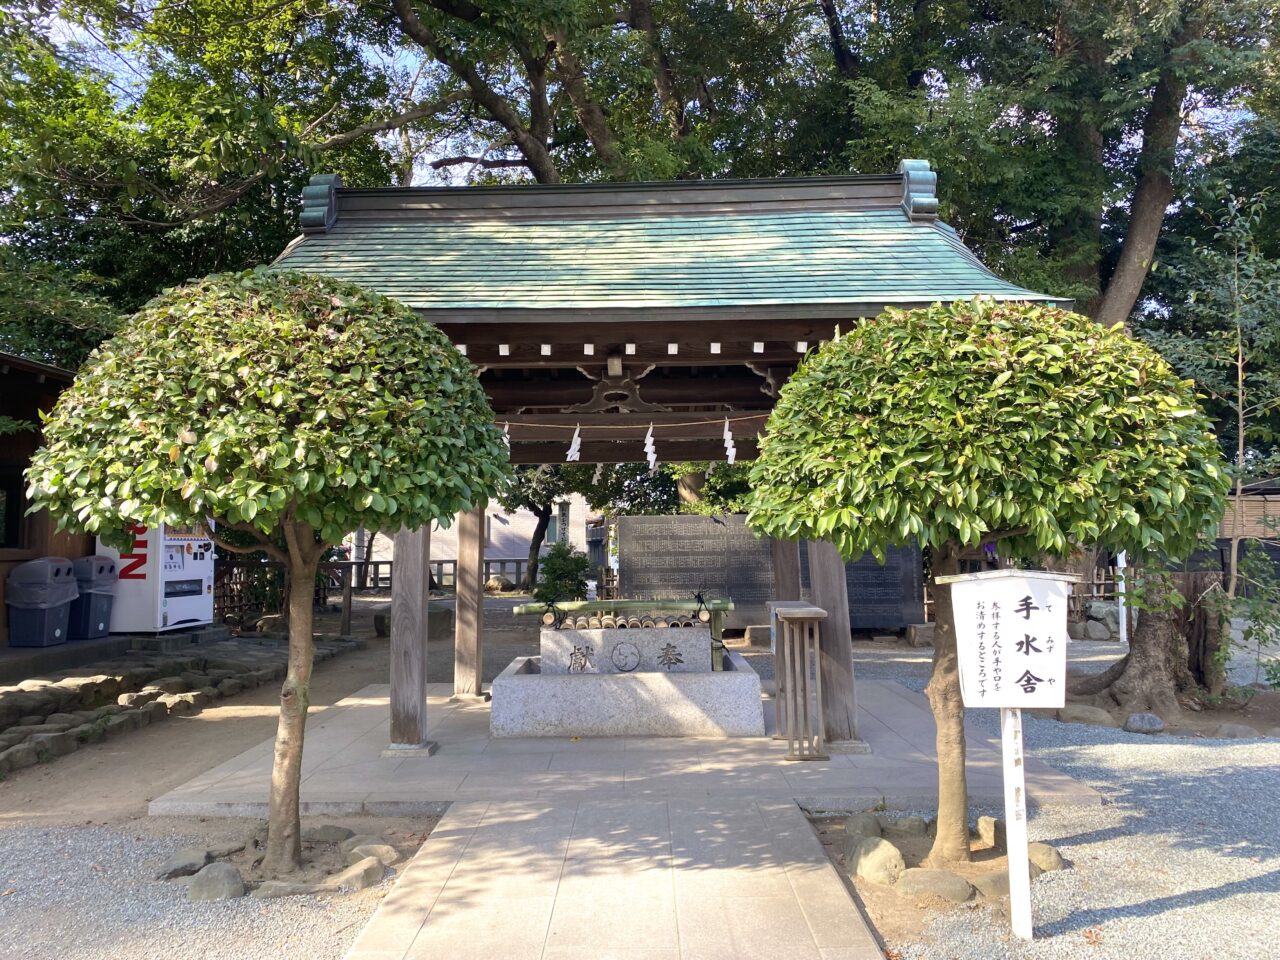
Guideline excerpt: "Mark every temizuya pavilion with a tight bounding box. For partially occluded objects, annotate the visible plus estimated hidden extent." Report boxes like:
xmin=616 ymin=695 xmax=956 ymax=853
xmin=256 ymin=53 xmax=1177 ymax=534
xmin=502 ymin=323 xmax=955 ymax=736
xmin=273 ymin=160 xmax=1056 ymax=750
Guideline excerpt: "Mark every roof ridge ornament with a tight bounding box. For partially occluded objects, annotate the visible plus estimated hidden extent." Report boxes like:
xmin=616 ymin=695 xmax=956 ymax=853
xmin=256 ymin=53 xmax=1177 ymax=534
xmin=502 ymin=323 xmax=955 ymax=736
xmin=300 ymin=174 xmax=342 ymax=234
xmin=898 ymin=159 xmax=939 ymax=222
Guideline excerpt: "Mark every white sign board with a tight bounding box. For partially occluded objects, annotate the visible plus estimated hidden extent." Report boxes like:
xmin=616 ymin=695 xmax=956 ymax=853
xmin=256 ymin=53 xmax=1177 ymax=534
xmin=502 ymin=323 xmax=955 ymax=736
xmin=946 ymin=570 xmax=1072 ymax=709
xmin=935 ymin=568 xmax=1079 ymax=943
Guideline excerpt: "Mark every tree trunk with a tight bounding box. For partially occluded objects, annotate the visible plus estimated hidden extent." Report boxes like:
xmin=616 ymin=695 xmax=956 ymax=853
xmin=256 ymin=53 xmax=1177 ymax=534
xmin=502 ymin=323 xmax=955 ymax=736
xmin=1068 ymin=577 xmax=1191 ymax=718
xmin=1093 ymin=17 xmax=1203 ymax=327
xmin=524 ymin=503 xmax=554 ymax=591
xmin=263 ymin=527 xmax=321 ymax=875
xmin=1179 ymin=571 xmax=1227 ymax=696
xmin=925 ymin=541 xmax=970 ymax=866
xmin=676 ymin=470 xmax=706 ymax=505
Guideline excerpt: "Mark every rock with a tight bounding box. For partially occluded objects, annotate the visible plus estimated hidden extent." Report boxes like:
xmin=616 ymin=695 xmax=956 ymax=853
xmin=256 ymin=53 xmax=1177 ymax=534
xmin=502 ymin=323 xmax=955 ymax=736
xmin=1083 ymin=620 xmax=1112 ymax=641
xmin=0 ymin=732 xmax=29 ymax=749
xmin=207 ymin=841 xmax=247 ymax=859
xmin=216 ymin=678 xmax=244 ymax=698
xmin=252 ymin=880 xmax=322 ymax=899
xmin=0 ymin=742 xmax=39 ymax=774
xmin=149 ymin=677 xmax=189 ymax=695
xmin=1027 ymin=841 xmax=1065 ymax=872
xmin=32 ymin=722 xmax=72 ymax=735
xmin=905 ymin=623 xmax=935 ymax=647
xmin=1123 ymin=712 xmax=1165 ymax=735
xmin=117 ymin=690 xmax=161 ymax=708
xmin=895 ymin=868 xmax=974 ymax=902
xmin=157 ymin=846 xmax=213 ymax=880
xmin=72 ymin=722 xmax=106 ymax=744
xmin=187 ymin=862 xmax=245 ymax=901
xmin=1085 ymin=600 xmax=1121 ymax=636
xmin=971 ymin=861 xmax=1043 ymax=899
xmin=485 ymin=575 xmax=515 ymax=592
xmin=17 ymin=716 xmax=44 ymax=726
xmin=28 ymin=731 xmax=77 ymax=759
xmin=1211 ymin=722 xmax=1261 ymax=739
xmin=199 ymin=686 xmax=220 ymax=702
xmin=338 ymin=834 xmax=390 ymax=857
xmin=325 ymin=856 xmax=384 ymax=892
xmin=976 ymin=816 xmax=1006 ymax=851
xmin=45 ymin=712 xmax=81 ymax=726
xmin=846 ymin=837 xmax=905 ymax=886
xmin=842 ymin=814 xmax=882 ymax=839
xmin=302 ymin=824 xmax=355 ymax=843
xmin=140 ymin=700 xmax=169 ymax=722
xmin=1067 ymin=621 xmax=1087 ymax=640
xmin=103 ymin=715 xmax=136 ymax=737
xmin=1057 ymin=704 xmax=1119 ymax=727
xmin=893 ymin=816 xmax=929 ymax=836
xmin=346 ymin=843 xmax=400 ymax=867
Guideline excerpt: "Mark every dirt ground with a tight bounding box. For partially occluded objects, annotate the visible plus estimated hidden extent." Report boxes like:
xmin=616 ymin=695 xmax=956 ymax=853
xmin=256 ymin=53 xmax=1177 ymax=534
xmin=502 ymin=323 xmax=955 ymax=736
xmin=810 ymin=814 xmax=1015 ymax=953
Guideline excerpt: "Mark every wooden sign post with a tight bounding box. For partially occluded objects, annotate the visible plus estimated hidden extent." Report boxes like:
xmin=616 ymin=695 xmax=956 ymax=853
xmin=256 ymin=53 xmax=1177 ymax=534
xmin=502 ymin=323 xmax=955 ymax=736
xmin=934 ymin=568 xmax=1078 ymax=941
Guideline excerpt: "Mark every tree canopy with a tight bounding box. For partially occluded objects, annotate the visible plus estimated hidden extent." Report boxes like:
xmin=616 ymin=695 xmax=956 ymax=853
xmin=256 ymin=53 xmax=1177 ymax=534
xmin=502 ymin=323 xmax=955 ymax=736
xmin=27 ymin=269 xmax=508 ymax=551
xmin=747 ymin=300 xmax=1230 ymax=564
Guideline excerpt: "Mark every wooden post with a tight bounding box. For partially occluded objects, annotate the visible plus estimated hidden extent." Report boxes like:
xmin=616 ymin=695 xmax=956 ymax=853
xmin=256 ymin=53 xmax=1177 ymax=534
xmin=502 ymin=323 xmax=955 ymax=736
xmin=771 ymin=539 xmax=802 ymax=600
xmin=387 ymin=525 xmax=435 ymax=754
xmin=806 ymin=540 xmax=858 ymax=742
xmin=454 ymin=503 xmax=486 ymax=697
xmin=1001 ymin=706 xmax=1033 ymax=939
xmin=339 ymin=564 xmax=353 ymax=635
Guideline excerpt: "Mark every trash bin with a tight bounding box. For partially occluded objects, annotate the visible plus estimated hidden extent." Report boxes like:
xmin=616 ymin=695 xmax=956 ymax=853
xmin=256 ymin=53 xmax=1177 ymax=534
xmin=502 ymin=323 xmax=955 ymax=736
xmin=69 ymin=556 xmax=118 ymax=640
xmin=5 ymin=557 xmax=79 ymax=647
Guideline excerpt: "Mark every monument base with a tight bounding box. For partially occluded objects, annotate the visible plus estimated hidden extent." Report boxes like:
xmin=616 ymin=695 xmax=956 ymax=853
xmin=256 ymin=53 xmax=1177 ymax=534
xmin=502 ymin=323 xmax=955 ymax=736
xmin=490 ymin=651 xmax=766 ymax=738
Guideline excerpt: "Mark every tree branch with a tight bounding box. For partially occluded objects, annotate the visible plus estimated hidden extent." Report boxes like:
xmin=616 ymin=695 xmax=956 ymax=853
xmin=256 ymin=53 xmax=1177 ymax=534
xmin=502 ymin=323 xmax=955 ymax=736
xmin=209 ymin=529 xmax=287 ymax=564
xmin=429 ymin=154 xmax=529 ymax=170
xmin=390 ymin=0 xmax=561 ymax=183
xmin=313 ymin=91 xmax=467 ymax=150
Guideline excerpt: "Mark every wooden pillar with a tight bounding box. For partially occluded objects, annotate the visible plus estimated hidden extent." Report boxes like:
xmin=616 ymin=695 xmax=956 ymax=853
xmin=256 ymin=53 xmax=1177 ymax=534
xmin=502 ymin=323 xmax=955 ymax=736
xmin=387 ymin=525 xmax=435 ymax=754
xmin=454 ymin=503 xmax=486 ymax=697
xmin=771 ymin=538 xmax=802 ymax=600
xmin=806 ymin=539 xmax=859 ymax=742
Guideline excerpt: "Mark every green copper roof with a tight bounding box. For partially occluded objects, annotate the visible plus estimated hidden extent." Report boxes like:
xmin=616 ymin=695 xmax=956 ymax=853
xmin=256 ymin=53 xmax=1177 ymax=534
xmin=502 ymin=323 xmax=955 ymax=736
xmin=273 ymin=165 xmax=1056 ymax=323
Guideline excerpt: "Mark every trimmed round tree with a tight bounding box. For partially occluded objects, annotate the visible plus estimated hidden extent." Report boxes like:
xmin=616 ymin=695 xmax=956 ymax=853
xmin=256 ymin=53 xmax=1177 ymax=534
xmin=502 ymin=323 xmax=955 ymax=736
xmin=746 ymin=299 xmax=1228 ymax=865
xmin=27 ymin=270 xmax=509 ymax=874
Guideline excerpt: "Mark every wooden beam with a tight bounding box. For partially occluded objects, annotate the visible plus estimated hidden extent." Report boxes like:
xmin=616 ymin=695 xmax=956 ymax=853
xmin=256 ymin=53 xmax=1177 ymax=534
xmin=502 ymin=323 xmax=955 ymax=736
xmin=453 ymin=504 xmax=486 ymax=698
xmin=388 ymin=526 xmax=434 ymax=752
xmin=504 ymin=412 xmax=769 ymax=441
xmin=482 ymin=372 xmax=776 ymax=411
xmin=465 ymin=343 xmax=804 ymax=368
xmin=436 ymin=319 xmax=837 ymax=347
xmin=807 ymin=540 xmax=858 ymax=742
xmin=508 ymin=438 xmax=759 ymax=464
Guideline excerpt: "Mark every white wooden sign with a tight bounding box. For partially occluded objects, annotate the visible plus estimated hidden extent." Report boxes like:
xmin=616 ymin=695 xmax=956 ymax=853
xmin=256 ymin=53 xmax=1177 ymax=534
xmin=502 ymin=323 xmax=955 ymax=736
xmin=946 ymin=569 xmax=1073 ymax=709
xmin=935 ymin=567 xmax=1079 ymax=943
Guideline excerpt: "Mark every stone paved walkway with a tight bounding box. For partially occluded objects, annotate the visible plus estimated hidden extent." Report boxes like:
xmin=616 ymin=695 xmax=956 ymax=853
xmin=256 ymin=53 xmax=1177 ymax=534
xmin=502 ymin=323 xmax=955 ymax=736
xmin=149 ymin=680 xmax=1096 ymax=815
xmin=344 ymin=797 xmax=884 ymax=960
xmin=151 ymin=680 xmax=1097 ymax=960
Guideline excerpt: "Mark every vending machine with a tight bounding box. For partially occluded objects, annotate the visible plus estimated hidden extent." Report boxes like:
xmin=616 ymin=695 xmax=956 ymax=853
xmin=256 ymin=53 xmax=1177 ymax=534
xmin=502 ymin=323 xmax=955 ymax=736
xmin=96 ymin=523 xmax=216 ymax=633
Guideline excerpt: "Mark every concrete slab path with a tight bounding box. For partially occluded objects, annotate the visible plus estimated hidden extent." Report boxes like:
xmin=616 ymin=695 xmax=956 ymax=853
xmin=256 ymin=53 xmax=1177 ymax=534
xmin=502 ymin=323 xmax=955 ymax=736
xmin=344 ymin=797 xmax=884 ymax=960
xmin=148 ymin=679 xmax=1097 ymax=816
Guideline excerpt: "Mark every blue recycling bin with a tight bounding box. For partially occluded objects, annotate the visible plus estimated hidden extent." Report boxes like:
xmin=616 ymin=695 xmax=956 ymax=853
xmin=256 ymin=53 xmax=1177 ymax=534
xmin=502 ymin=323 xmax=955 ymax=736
xmin=69 ymin=556 xmax=118 ymax=640
xmin=6 ymin=557 xmax=79 ymax=647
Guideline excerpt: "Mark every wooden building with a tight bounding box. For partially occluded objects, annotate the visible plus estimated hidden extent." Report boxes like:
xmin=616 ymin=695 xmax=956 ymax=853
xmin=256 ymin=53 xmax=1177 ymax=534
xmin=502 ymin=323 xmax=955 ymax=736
xmin=0 ymin=352 xmax=93 ymax=648
xmin=274 ymin=160 xmax=1057 ymax=747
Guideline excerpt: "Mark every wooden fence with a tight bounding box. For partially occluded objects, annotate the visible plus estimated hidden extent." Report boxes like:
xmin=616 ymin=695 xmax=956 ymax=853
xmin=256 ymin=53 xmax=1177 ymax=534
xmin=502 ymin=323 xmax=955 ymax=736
xmin=214 ymin=556 xmax=534 ymax=624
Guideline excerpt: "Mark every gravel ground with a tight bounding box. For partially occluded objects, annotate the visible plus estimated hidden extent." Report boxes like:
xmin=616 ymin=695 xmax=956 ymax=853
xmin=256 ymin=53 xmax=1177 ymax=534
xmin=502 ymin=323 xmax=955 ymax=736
xmin=848 ymin=643 xmax=1280 ymax=960
xmin=0 ymin=825 xmax=386 ymax=960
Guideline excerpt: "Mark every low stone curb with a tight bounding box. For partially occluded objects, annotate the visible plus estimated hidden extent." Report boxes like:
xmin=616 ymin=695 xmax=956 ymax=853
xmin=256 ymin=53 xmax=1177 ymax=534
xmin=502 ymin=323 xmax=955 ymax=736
xmin=0 ymin=635 xmax=364 ymax=778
